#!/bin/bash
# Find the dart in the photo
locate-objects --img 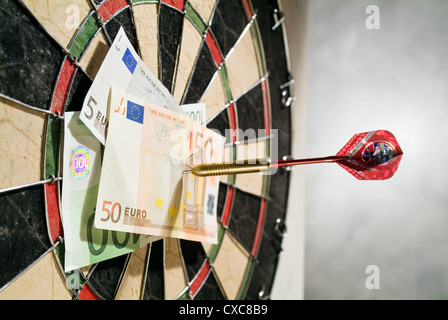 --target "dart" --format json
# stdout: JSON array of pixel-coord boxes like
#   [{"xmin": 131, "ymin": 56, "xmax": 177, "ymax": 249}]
[{"xmin": 189, "ymin": 130, "xmax": 403, "ymax": 180}]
